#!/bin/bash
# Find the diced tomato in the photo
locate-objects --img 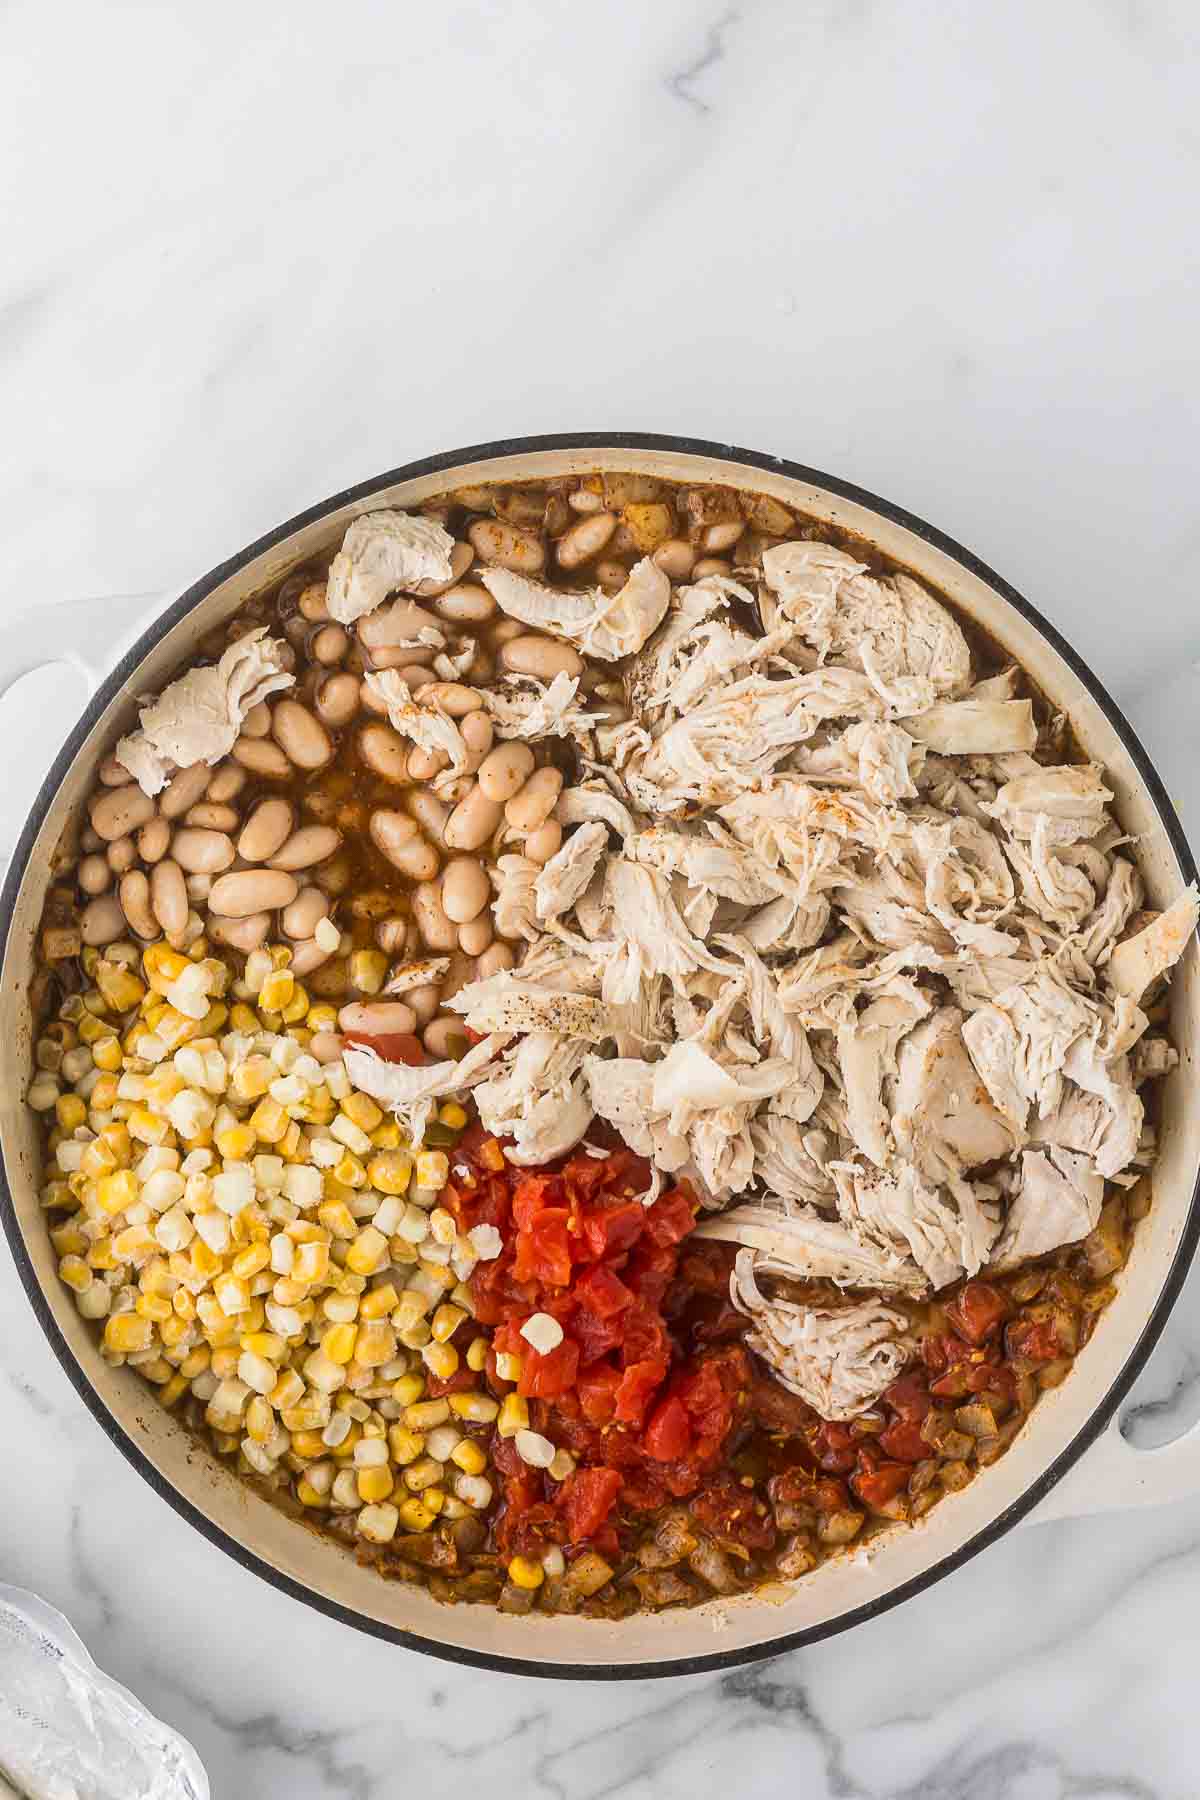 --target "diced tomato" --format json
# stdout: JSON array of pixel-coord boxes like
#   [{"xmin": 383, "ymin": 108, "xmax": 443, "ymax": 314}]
[
  {"xmin": 673, "ymin": 1241, "xmax": 736, "ymax": 1297},
  {"xmin": 851, "ymin": 1460, "xmax": 910, "ymax": 1510},
  {"xmin": 877, "ymin": 1417, "xmax": 930, "ymax": 1463},
  {"xmin": 621, "ymin": 1301, "xmax": 671, "ymax": 1368},
  {"xmin": 690, "ymin": 1474, "xmax": 776, "ymax": 1550},
  {"xmin": 571, "ymin": 1305, "xmax": 625, "ymax": 1364},
  {"xmin": 513, "ymin": 1208, "xmax": 572, "ymax": 1287},
  {"xmin": 342, "ymin": 1030, "xmax": 427, "ymax": 1065},
  {"xmin": 511, "ymin": 1174, "xmax": 560, "ymax": 1230},
  {"xmin": 576, "ymin": 1361, "xmax": 622, "ymax": 1425},
  {"xmin": 748, "ymin": 1371, "xmax": 816, "ymax": 1436},
  {"xmin": 813, "ymin": 1420, "xmax": 857, "ymax": 1474},
  {"xmin": 1006, "ymin": 1318, "xmax": 1061, "ymax": 1363},
  {"xmin": 614, "ymin": 1357, "xmax": 668, "ymax": 1425},
  {"xmin": 643, "ymin": 1187, "xmax": 697, "ymax": 1247},
  {"xmin": 946, "ymin": 1281, "xmax": 1009, "ymax": 1346},
  {"xmin": 883, "ymin": 1371, "xmax": 932, "ymax": 1421},
  {"xmin": 574, "ymin": 1264, "xmax": 634, "ymax": 1319},
  {"xmin": 617, "ymin": 1465, "xmax": 671, "ymax": 1513},
  {"xmin": 964, "ymin": 1361, "xmax": 1016, "ymax": 1400},
  {"xmin": 643, "ymin": 1395, "xmax": 693, "ymax": 1462},
  {"xmin": 929, "ymin": 1367, "xmax": 972, "ymax": 1399},
  {"xmin": 559, "ymin": 1467, "xmax": 623, "ymax": 1543},
  {"xmin": 519, "ymin": 1337, "xmax": 580, "ymax": 1399},
  {"xmin": 581, "ymin": 1201, "xmax": 644, "ymax": 1261},
  {"xmin": 423, "ymin": 1365, "xmax": 476, "ymax": 1398}
]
